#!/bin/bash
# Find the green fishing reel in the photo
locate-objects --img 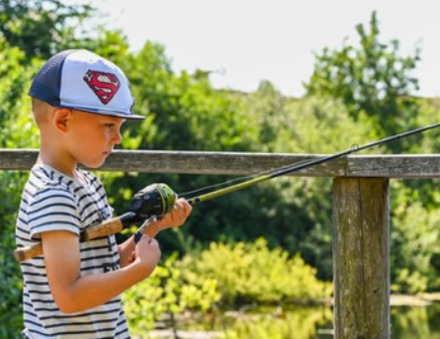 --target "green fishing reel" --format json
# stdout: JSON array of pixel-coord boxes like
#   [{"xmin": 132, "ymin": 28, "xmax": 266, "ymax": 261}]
[{"xmin": 129, "ymin": 183, "xmax": 176, "ymax": 220}]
